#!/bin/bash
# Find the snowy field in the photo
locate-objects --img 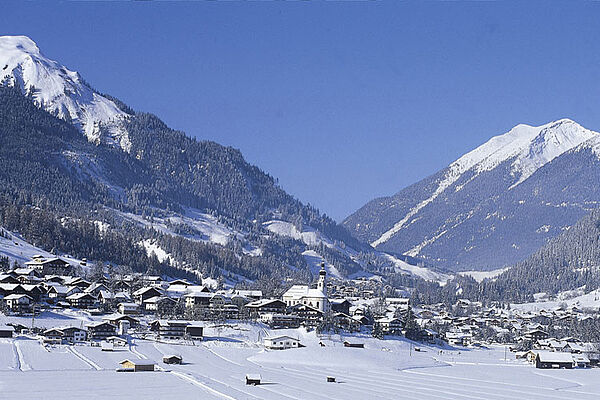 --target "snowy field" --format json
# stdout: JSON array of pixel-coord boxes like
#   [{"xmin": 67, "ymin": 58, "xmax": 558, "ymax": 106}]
[{"xmin": 0, "ymin": 317, "xmax": 599, "ymax": 399}]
